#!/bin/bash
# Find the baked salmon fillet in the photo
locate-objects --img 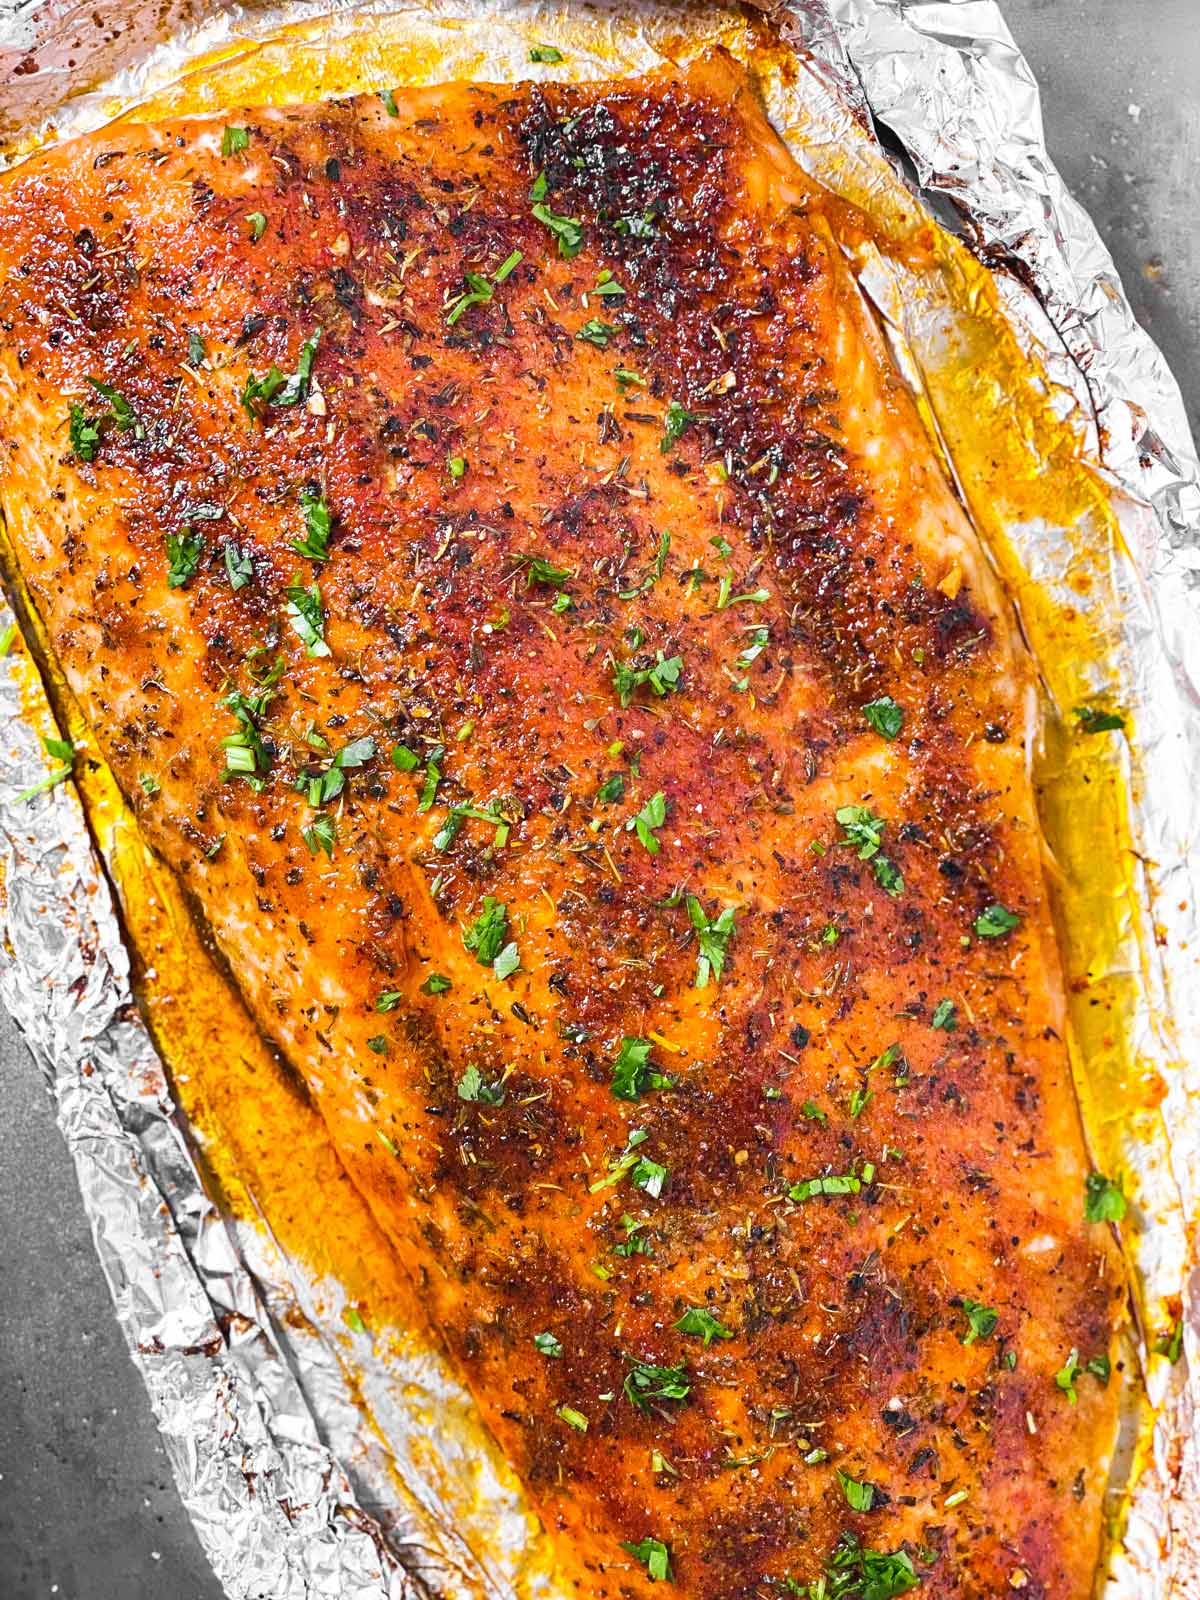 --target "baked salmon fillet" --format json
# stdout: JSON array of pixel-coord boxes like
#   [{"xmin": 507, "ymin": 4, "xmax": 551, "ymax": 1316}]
[{"xmin": 0, "ymin": 51, "xmax": 1124, "ymax": 1599}]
